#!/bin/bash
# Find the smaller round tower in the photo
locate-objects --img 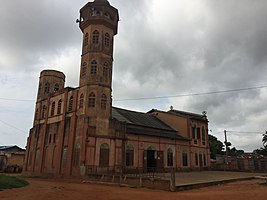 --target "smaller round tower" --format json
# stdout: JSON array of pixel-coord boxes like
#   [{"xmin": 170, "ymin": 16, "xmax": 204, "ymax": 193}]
[{"xmin": 37, "ymin": 70, "xmax": 65, "ymax": 101}]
